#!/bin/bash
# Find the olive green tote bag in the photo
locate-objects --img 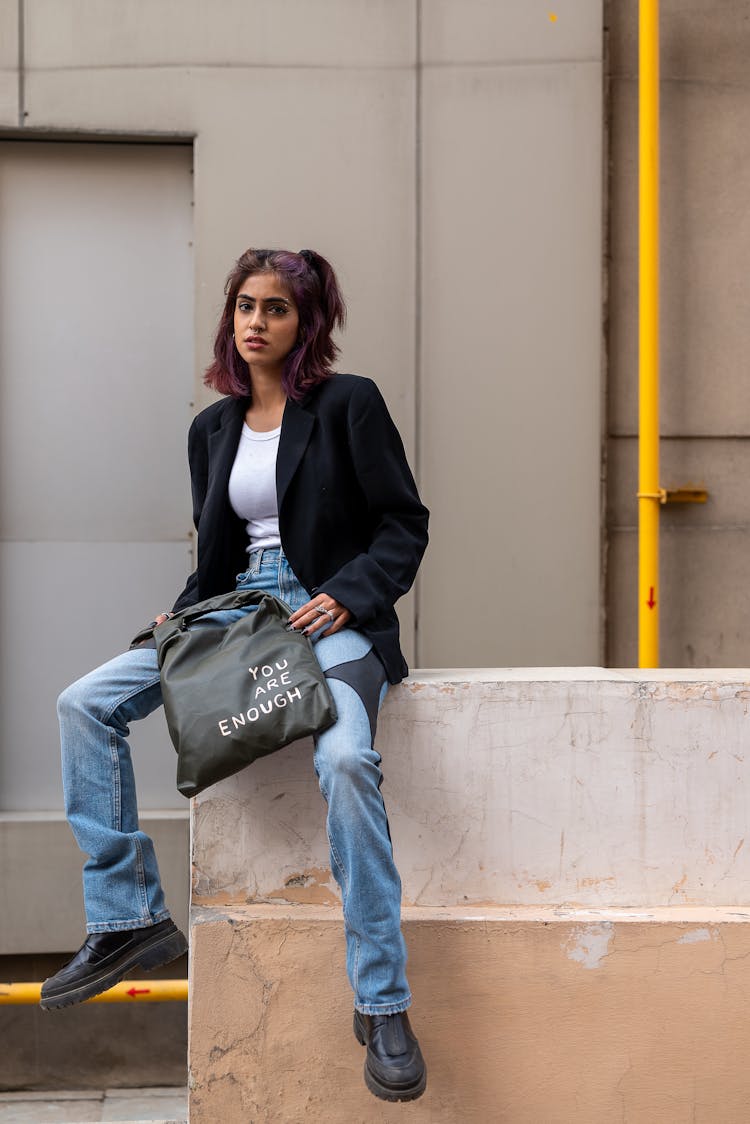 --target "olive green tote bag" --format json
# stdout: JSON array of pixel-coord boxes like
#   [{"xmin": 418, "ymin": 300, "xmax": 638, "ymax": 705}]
[{"xmin": 148, "ymin": 589, "xmax": 337, "ymax": 798}]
